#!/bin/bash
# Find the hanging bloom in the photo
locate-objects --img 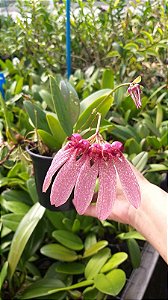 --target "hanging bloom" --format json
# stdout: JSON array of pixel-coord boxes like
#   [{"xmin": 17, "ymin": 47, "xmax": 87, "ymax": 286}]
[
  {"xmin": 128, "ymin": 83, "xmax": 142, "ymax": 108},
  {"xmin": 42, "ymin": 133, "xmax": 141, "ymax": 220}
]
